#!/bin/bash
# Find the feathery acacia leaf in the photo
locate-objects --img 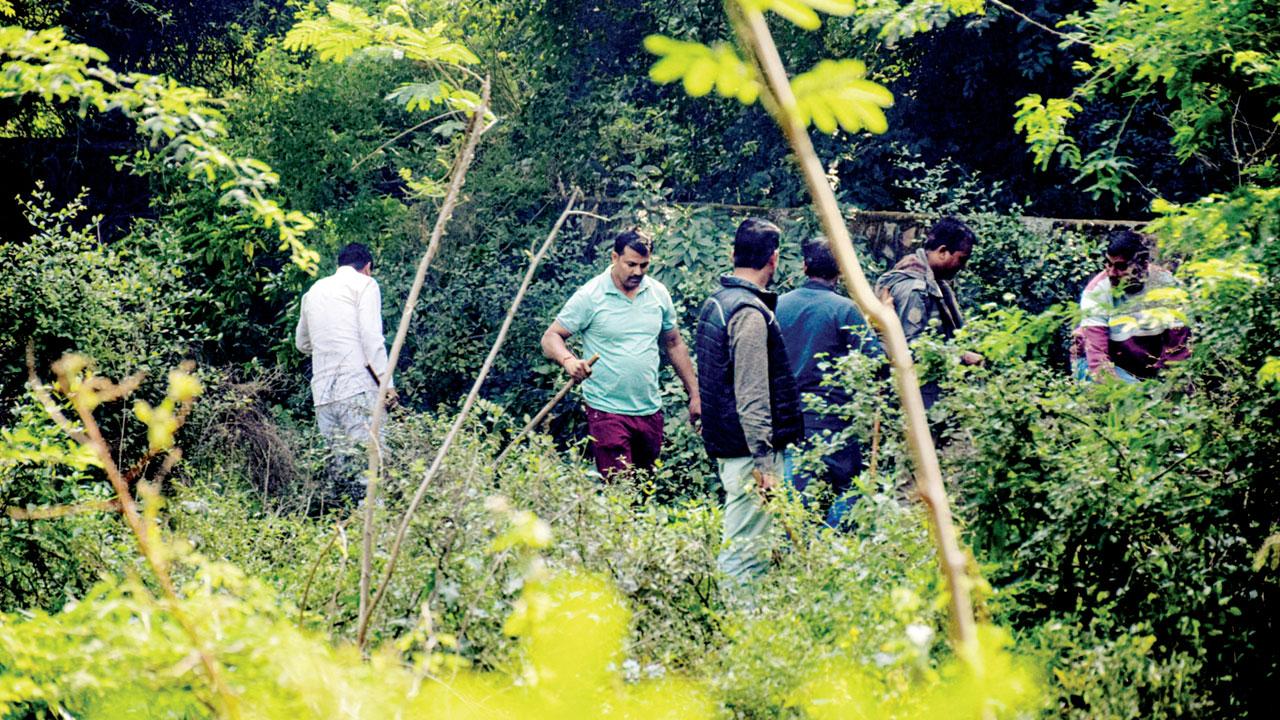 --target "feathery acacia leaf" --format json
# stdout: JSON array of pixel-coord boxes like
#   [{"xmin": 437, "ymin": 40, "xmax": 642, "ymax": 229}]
[
  {"xmin": 791, "ymin": 59, "xmax": 894, "ymax": 134},
  {"xmin": 741, "ymin": 0, "xmax": 855, "ymax": 30},
  {"xmin": 644, "ymin": 35, "xmax": 760, "ymax": 105},
  {"xmin": 385, "ymin": 81, "xmax": 483, "ymax": 114},
  {"xmin": 284, "ymin": 3, "xmax": 477, "ymax": 66}
]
